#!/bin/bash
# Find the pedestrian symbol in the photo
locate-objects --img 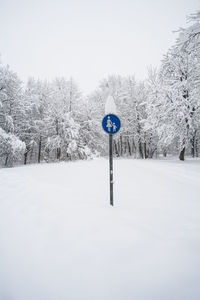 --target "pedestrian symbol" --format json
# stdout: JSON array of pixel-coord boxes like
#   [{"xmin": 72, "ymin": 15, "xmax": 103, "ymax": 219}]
[
  {"xmin": 102, "ymin": 114, "xmax": 121, "ymax": 134},
  {"xmin": 113, "ymin": 123, "xmax": 117, "ymax": 132},
  {"xmin": 106, "ymin": 116, "xmax": 112, "ymax": 132}
]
